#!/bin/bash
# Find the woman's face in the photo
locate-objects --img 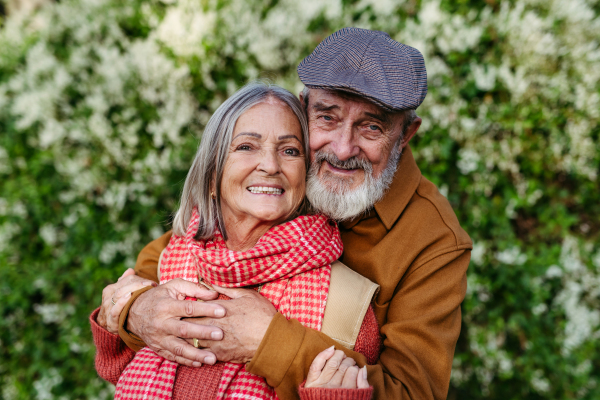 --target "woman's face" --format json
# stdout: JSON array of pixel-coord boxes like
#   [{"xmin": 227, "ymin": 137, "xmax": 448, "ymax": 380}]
[{"xmin": 219, "ymin": 99, "xmax": 306, "ymax": 229}]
